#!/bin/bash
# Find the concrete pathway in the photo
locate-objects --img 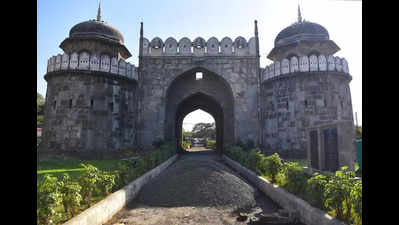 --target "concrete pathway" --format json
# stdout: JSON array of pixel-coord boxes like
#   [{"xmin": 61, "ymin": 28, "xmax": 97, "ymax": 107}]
[{"xmin": 104, "ymin": 150, "xmax": 285, "ymax": 225}]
